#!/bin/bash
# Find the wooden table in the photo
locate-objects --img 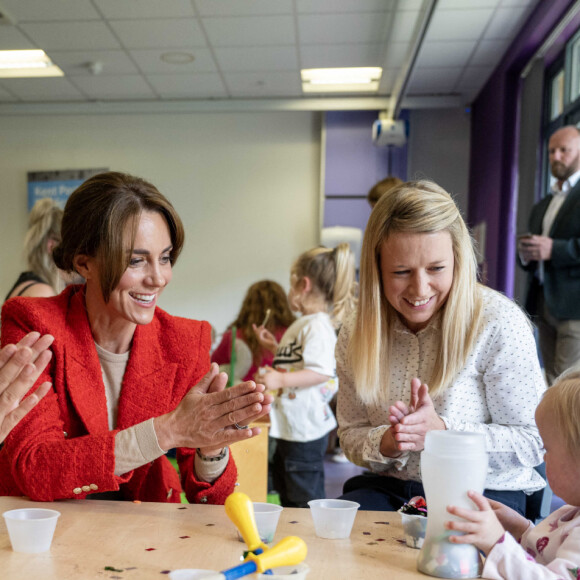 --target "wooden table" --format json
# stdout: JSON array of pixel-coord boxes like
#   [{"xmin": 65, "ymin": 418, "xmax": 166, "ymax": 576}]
[{"xmin": 0, "ymin": 496, "xmax": 438, "ymax": 579}]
